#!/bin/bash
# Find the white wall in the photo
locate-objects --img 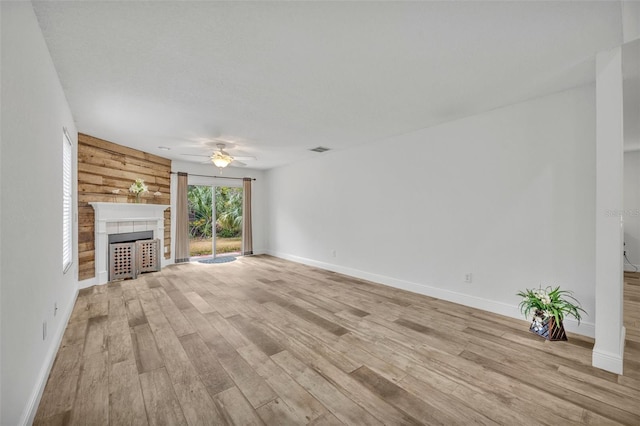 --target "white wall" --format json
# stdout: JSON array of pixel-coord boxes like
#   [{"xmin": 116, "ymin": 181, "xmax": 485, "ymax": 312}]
[
  {"xmin": 624, "ymin": 39, "xmax": 640, "ymax": 271},
  {"xmin": 623, "ymin": 1, "xmax": 640, "ymax": 43},
  {"xmin": 1, "ymin": 3, "xmax": 79, "ymax": 425},
  {"xmin": 170, "ymin": 161, "xmax": 267, "ymax": 258},
  {"xmin": 0, "ymin": 2, "xmax": 3, "ymax": 422},
  {"xmin": 623, "ymin": 38, "xmax": 640, "ymax": 152},
  {"xmin": 624, "ymin": 152, "xmax": 640, "ymax": 270},
  {"xmin": 266, "ymin": 85, "xmax": 596, "ymax": 337}
]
